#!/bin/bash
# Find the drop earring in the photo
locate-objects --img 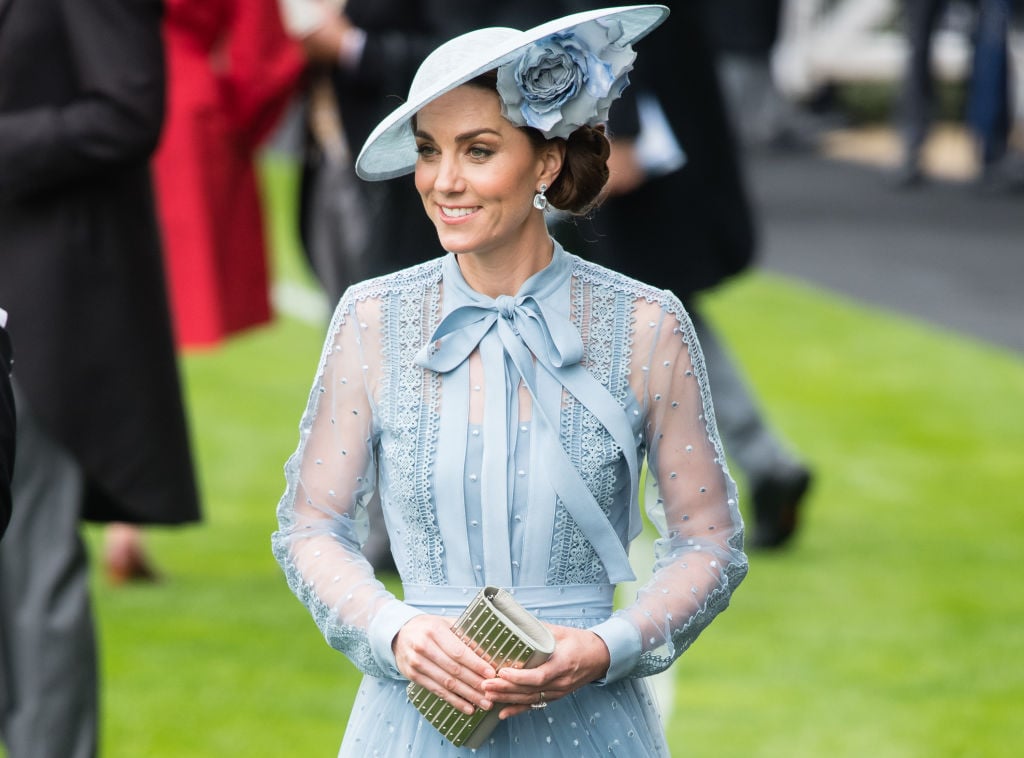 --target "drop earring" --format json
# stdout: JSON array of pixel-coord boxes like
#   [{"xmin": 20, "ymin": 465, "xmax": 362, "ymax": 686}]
[{"xmin": 533, "ymin": 183, "xmax": 549, "ymax": 211}]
